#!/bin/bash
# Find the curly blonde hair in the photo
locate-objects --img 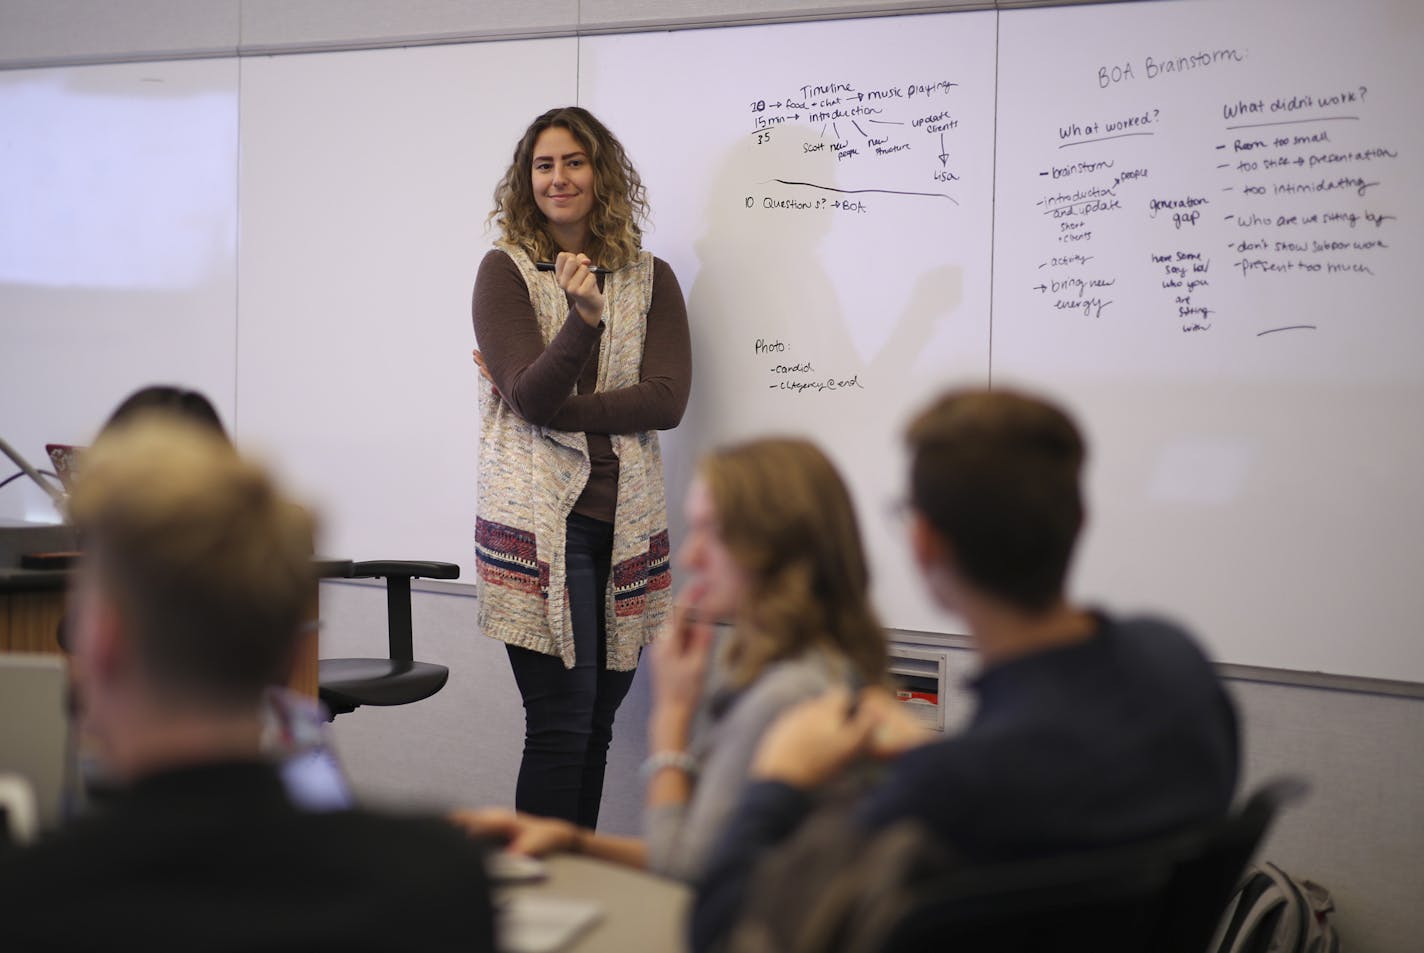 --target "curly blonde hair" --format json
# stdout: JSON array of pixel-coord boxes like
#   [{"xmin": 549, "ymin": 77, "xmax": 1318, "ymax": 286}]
[
  {"xmin": 489, "ymin": 106, "xmax": 649, "ymax": 270},
  {"xmin": 700, "ymin": 438, "xmax": 886, "ymax": 689}
]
